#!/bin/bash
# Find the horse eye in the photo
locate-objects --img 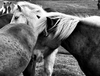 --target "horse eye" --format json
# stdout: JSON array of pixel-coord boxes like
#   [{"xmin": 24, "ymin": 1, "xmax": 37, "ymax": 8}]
[
  {"xmin": 14, "ymin": 16, "xmax": 19, "ymax": 20},
  {"xmin": 37, "ymin": 15, "xmax": 40, "ymax": 18}
]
